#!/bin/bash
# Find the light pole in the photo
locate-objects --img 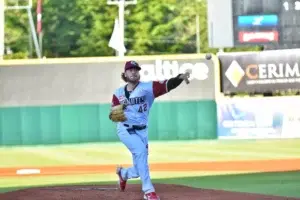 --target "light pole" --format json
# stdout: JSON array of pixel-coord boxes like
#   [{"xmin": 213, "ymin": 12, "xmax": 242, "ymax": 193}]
[
  {"xmin": 107, "ymin": 0, "xmax": 137, "ymax": 57},
  {"xmin": 0, "ymin": 0, "xmax": 41, "ymax": 60}
]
